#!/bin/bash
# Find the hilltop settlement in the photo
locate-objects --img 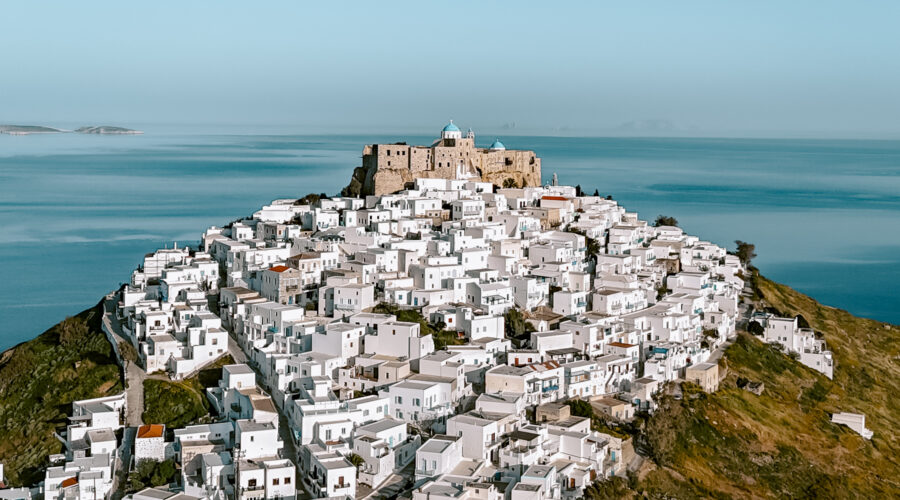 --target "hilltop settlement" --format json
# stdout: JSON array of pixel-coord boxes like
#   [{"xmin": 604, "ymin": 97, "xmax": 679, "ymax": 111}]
[{"xmin": 2, "ymin": 123, "xmax": 862, "ymax": 500}]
